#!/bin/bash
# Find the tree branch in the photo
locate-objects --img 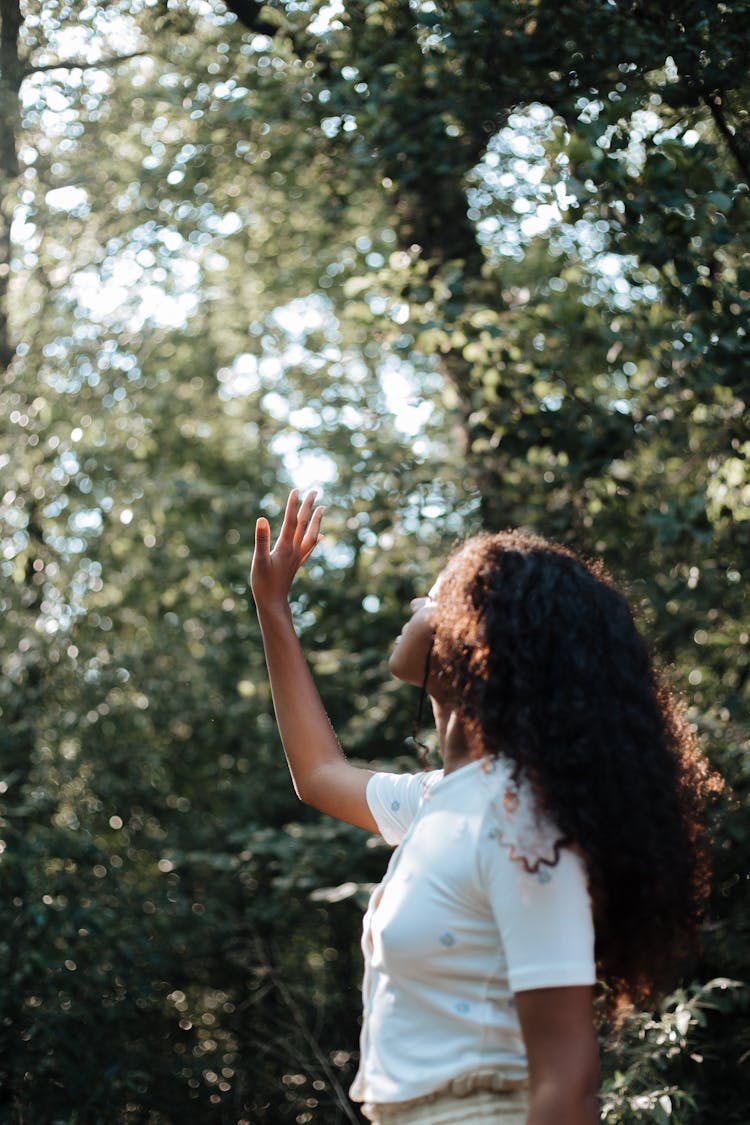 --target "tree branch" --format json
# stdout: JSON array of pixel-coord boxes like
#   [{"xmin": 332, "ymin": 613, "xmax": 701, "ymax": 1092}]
[
  {"xmin": 23, "ymin": 50, "xmax": 148, "ymax": 78},
  {"xmin": 701, "ymin": 86, "xmax": 750, "ymax": 184}
]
